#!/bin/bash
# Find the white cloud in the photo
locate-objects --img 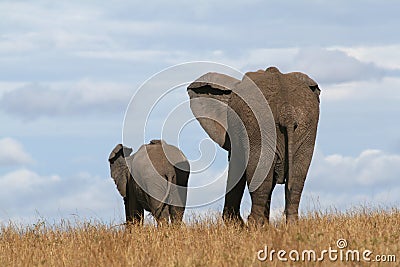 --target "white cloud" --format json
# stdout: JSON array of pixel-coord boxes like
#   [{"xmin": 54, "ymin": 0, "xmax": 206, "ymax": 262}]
[
  {"xmin": 1, "ymin": 1, "xmax": 398, "ymax": 90},
  {"xmin": 0, "ymin": 169, "xmax": 59, "ymax": 191},
  {"xmin": 304, "ymin": 149, "xmax": 400, "ymax": 207},
  {"xmin": 335, "ymin": 45, "xmax": 400, "ymax": 70},
  {"xmin": 256, "ymin": 149, "xmax": 400, "ymax": 216},
  {"xmin": 202, "ymin": 47, "xmax": 393, "ymax": 85},
  {"xmin": 1, "ymin": 148, "xmax": 399, "ymax": 224},
  {"xmin": 0, "ymin": 169, "xmax": 122, "ymax": 223},
  {"xmin": 292, "ymin": 48, "xmax": 387, "ymax": 84},
  {"xmin": 320, "ymin": 149, "xmax": 400, "ymax": 186},
  {"xmin": 321, "ymin": 76, "xmax": 400, "ymax": 102},
  {"xmin": 0, "ymin": 80, "xmax": 134, "ymax": 119},
  {"xmin": 0, "ymin": 82, "xmax": 26, "ymax": 97},
  {"xmin": 55, "ymin": 172, "xmax": 120, "ymax": 212},
  {"xmin": 75, "ymin": 50, "xmax": 180, "ymax": 62},
  {"xmin": 188, "ymin": 148, "xmax": 400, "ymax": 219},
  {"xmin": 0, "ymin": 138, "xmax": 33, "ymax": 166}
]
